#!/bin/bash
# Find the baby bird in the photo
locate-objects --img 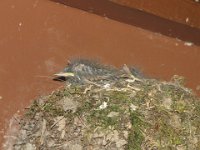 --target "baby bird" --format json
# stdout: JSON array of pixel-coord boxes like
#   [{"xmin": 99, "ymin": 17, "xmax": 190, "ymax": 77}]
[
  {"xmin": 54, "ymin": 59, "xmax": 119, "ymax": 84},
  {"xmin": 54, "ymin": 58, "xmax": 144, "ymax": 84}
]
